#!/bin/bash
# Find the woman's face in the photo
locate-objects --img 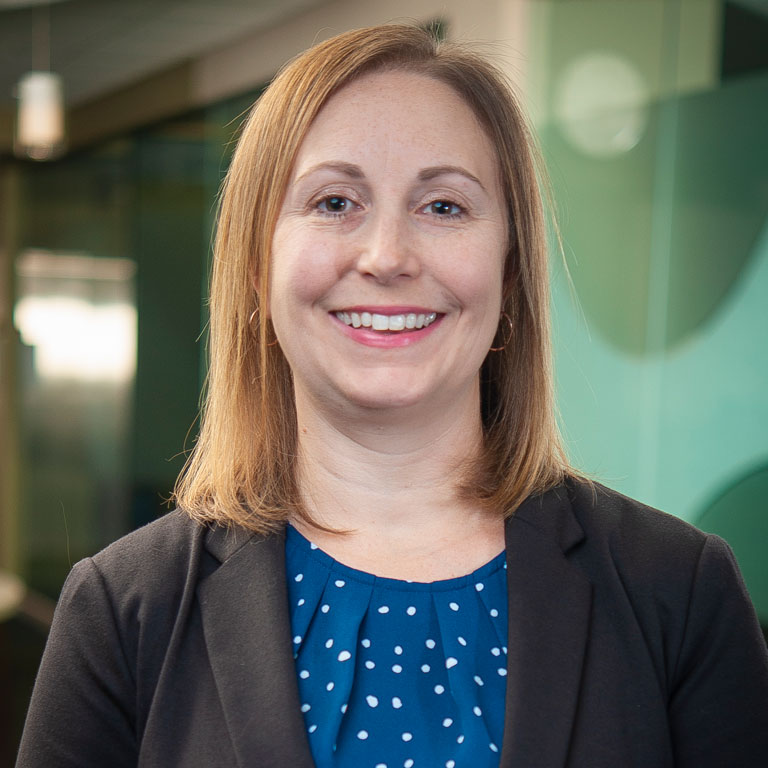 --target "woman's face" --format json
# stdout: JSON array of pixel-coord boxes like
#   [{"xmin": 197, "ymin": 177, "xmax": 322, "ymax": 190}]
[{"xmin": 269, "ymin": 69, "xmax": 508, "ymax": 416}]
